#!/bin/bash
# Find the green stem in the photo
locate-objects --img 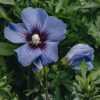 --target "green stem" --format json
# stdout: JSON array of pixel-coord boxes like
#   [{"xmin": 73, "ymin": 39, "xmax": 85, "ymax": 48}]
[
  {"xmin": 44, "ymin": 70, "xmax": 49, "ymax": 100},
  {"xmin": 27, "ymin": 69, "xmax": 30, "ymax": 100}
]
